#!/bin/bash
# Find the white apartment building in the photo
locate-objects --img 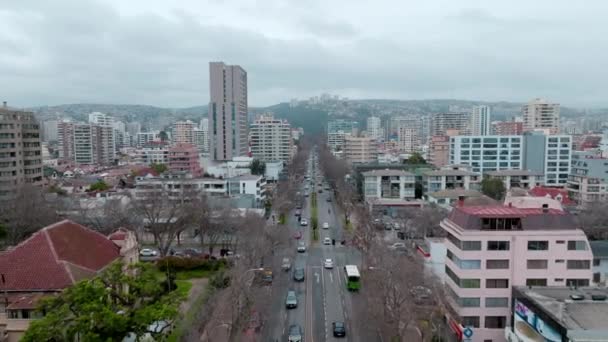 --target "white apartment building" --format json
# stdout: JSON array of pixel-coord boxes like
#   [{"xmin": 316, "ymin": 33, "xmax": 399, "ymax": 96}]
[
  {"xmin": 470, "ymin": 105, "xmax": 491, "ymax": 136},
  {"xmin": 485, "ymin": 170, "xmax": 544, "ymax": 190},
  {"xmin": 249, "ymin": 115, "xmax": 293, "ymax": 162},
  {"xmin": 522, "ymin": 98, "xmax": 560, "ymax": 134},
  {"xmin": 397, "ymin": 126, "xmax": 420, "ymax": 153},
  {"xmin": 344, "ymin": 136, "xmax": 377, "ymax": 164},
  {"xmin": 193, "ymin": 128, "xmax": 208, "ymax": 153},
  {"xmin": 43, "ymin": 120, "xmax": 58, "ymax": 142},
  {"xmin": 88, "ymin": 112, "xmax": 115, "ymax": 165},
  {"xmin": 366, "ymin": 116, "xmax": 383, "ymax": 141},
  {"xmin": 567, "ymin": 151, "xmax": 608, "ymax": 205},
  {"xmin": 431, "ymin": 112, "xmax": 469, "ymax": 136},
  {"xmin": 137, "ymin": 131, "xmax": 162, "ymax": 148},
  {"xmin": 73, "ymin": 123, "xmax": 94, "ymax": 164},
  {"xmin": 423, "ymin": 165, "xmax": 480, "ymax": 193},
  {"xmin": 228, "ymin": 174, "xmax": 267, "ymax": 204},
  {"xmin": 172, "ymin": 120, "xmax": 195, "ymax": 145},
  {"xmin": 134, "ymin": 147, "xmax": 169, "ymax": 165},
  {"xmin": 362, "ymin": 169, "xmax": 416, "ymax": 201},
  {"xmin": 327, "ymin": 131, "xmax": 350, "ymax": 151}
]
